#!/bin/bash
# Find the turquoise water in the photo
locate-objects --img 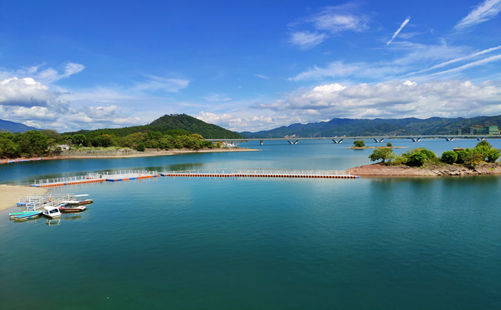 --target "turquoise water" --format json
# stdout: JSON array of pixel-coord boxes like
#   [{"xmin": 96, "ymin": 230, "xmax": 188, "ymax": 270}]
[{"xmin": 1, "ymin": 140, "xmax": 501, "ymax": 309}]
